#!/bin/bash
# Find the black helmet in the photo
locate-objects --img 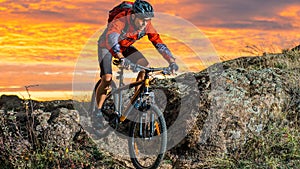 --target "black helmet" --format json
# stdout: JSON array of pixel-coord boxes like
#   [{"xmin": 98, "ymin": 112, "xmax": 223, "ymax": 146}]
[{"xmin": 133, "ymin": 0, "xmax": 154, "ymax": 18}]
